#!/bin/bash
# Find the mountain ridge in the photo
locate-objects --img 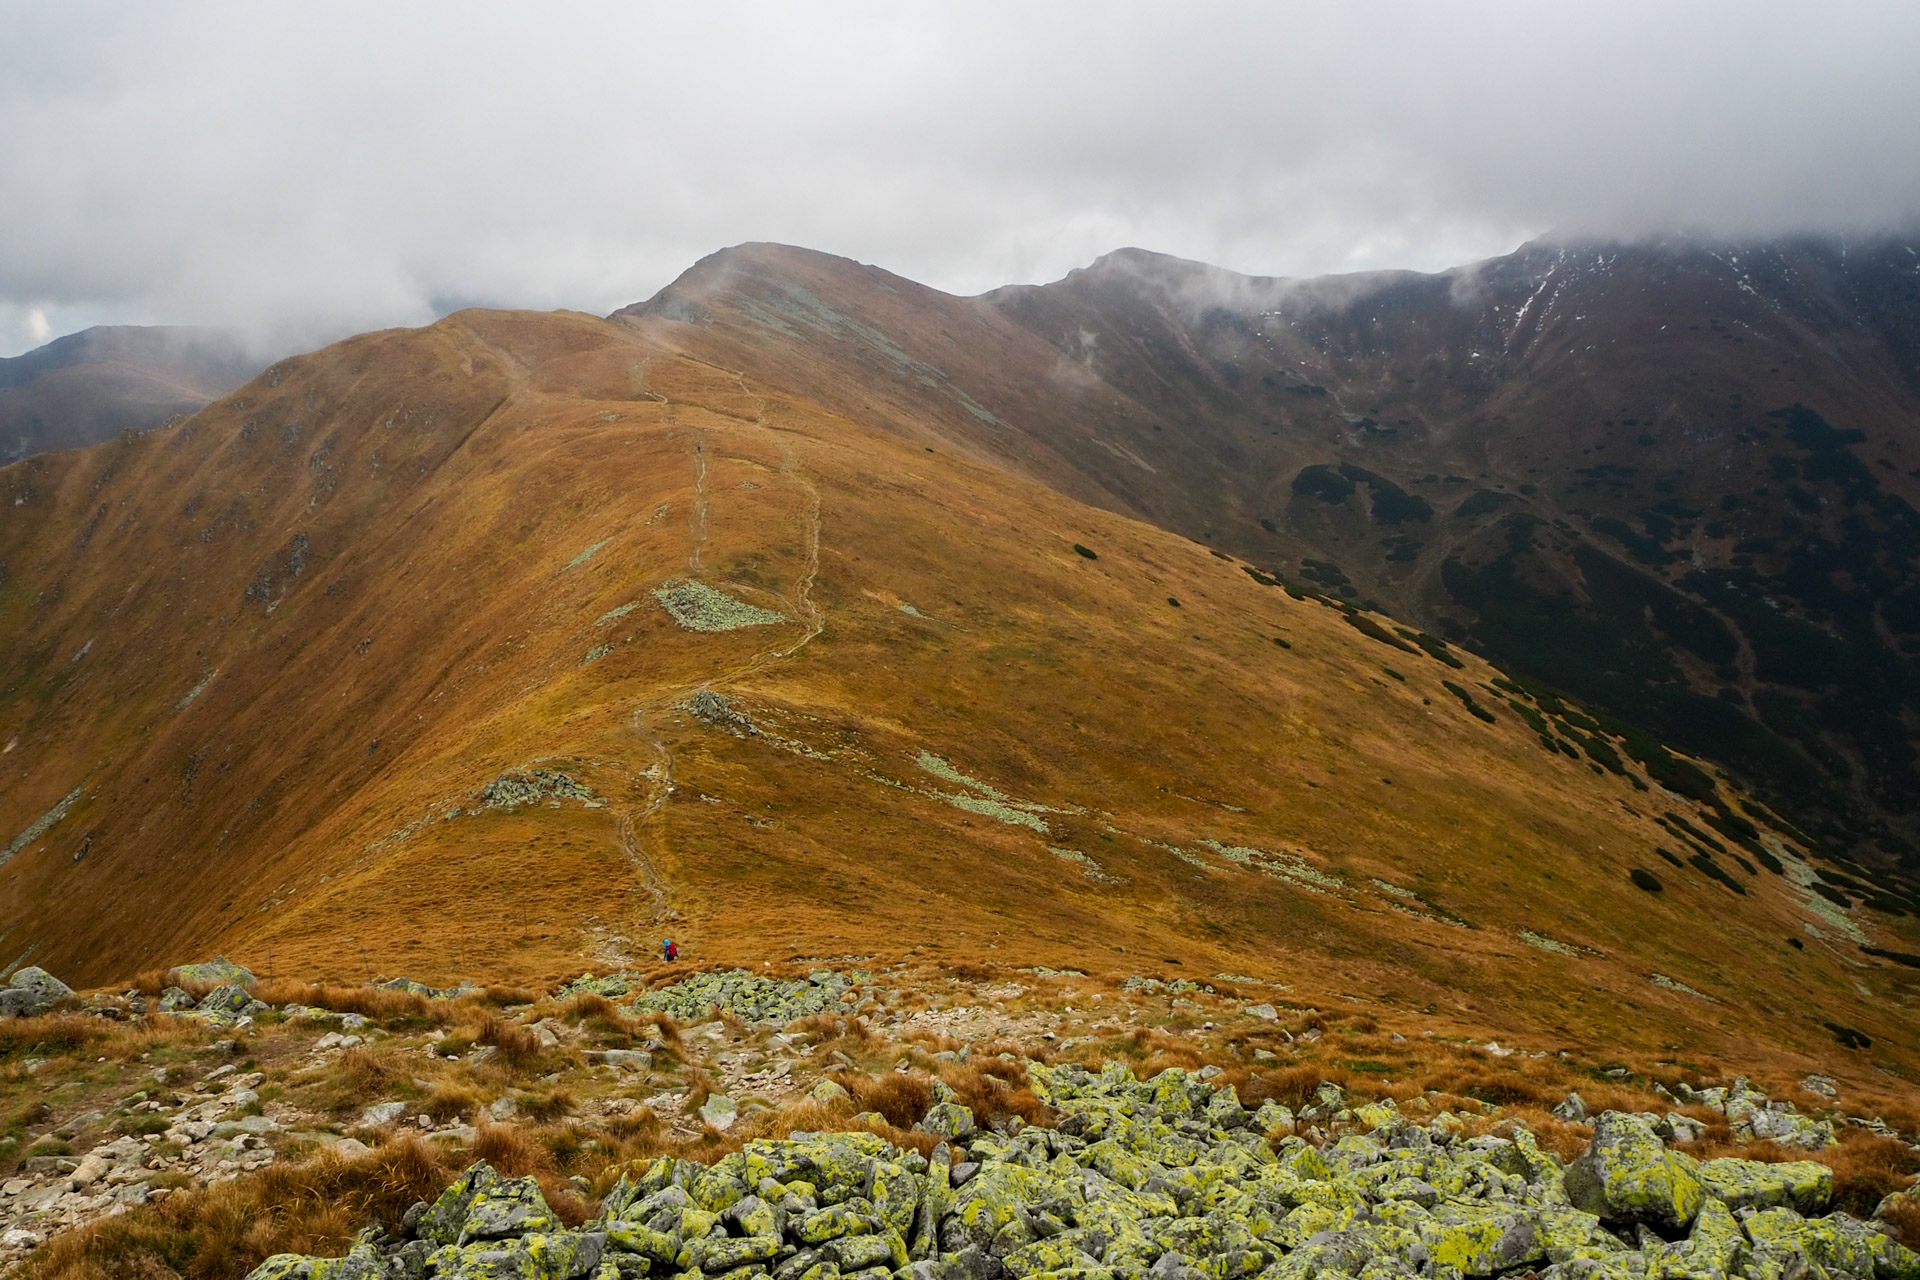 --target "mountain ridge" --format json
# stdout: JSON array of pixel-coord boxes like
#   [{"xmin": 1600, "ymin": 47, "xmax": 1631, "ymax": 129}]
[
  {"xmin": 619, "ymin": 235, "xmax": 1920, "ymax": 867},
  {"xmin": 0, "ymin": 296, "xmax": 1915, "ymax": 1088},
  {"xmin": 0, "ymin": 324, "xmax": 265, "ymax": 463}
]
